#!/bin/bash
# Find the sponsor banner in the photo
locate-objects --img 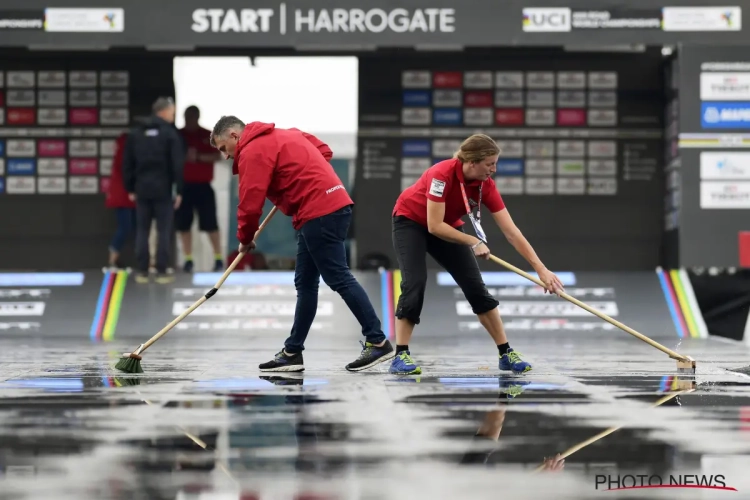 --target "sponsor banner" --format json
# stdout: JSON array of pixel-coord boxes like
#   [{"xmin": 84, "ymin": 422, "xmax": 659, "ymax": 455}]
[
  {"xmin": 458, "ymin": 285, "xmax": 614, "ymax": 299},
  {"xmin": 99, "ymin": 158, "xmax": 113, "ymax": 176},
  {"xmin": 6, "ymin": 71, "xmax": 34, "ymax": 88},
  {"xmin": 6, "ymin": 90, "xmax": 34, "ymax": 106},
  {"xmin": 464, "ymin": 71, "xmax": 493, "ymax": 89},
  {"xmin": 401, "ymin": 108, "xmax": 431, "ymax": 125},
  {"xmin": 495, "ymin": 72, "xmax": 524, "ymax": 89},
  {"xmin": 402, "ymin": 90, "xmax": 430, "ymax": 106},
  {"xmin": 496, "ymin": 140, "xmax": 523, "ymax": 157},
  {"xmin": 402, "ymin": 70, "xmax": 431, "ymax": 89},
  {"xmin": 557, "ymin": 159, "xmax": 585, "ymax": 176},
  {"xmin": 588, "ymin": 140, "xmax": 617, "ymax": 157},
  {"xmin": 457, "ymin": 300, "xmax": 618, "ymax": 316},
  {"xmin": 571, "ymin": 9, "xmax": 662, "ymax": 30},
  {"xmin": 557, "ymin": 108, "xmax": 586, "ymax": 126},
  {"xmin": 525, "ymin": 177, "xmax": 554, "ymax": 195},
  {"xmin": 0, "ymin": 289, "xmax": 50, "ymax": 299},
  {"xmin": 6, "ymin": 108, "xmax": 35, "ymax": 125},
  {"xmin": 7, "ymin": 139, "xmax": 35, "ymax": 157},
  {"xmin": 433, "ymin": 108, "xmax": 462, "ymax": 125},
  {"xmin": 496, "ymin": 176, "xmax": 523, "ymax": 195},
  {"xmin": 433, "ymin": 71, "xmax": 462, "ymax": 88},
  {"xmin": 37, "ymin": 176, "xmax": 67, "ymax": 194},
  {"xmin": 38, "ymin": 108, "xmax": 66, "ymax": 125},
  {"xmin": 0, "ymin": 322, "xmax": 40, "ymax": 332},
  {"xmin": 174, "ymin": 285, "xmax": 332, "ymax": 298},
  {"xmin": 100, "ymin": 90, "xmax": 129, "ymax": 106},
  {"xmin": 460, "ymin": 319, "xmax": 617, "ymax": 332},
  {"xmin": 0, "ymin": 273, "xmax": 83, "ymax": 286},
  {"xmin": 495, "ymin": 108, "xmax": 524, "ymax": 125},
  {"xmin": 587, "ymin": 159, "xmax": 617, "ymax": 176},
  {"xmin": 588, "ymin": 109, "xmax": 618, "ymax": 126},
  {"xmin": 69, "ymin": 108, "xmax": 98, "ymax": 125},
  {"xmin": 100, "ymin": 71, "xmax": 129, "ymax": 88},
  {"xmin": 37, "ymin": 139, "xmax": 66, "ymax": 157},
  {"xmin": 44, "ymin": 8, "xmax": 124, "ymax": 33},
  {"xmin": 69, "ymin": 159, "xmax": 98, "ymax": 175},
  {"xmin": 523, "ymin": 7, "xmax": 572, "ymax": 32},
  {"xmin": 68, "ymin": 71, "xmax": 97, "ymax": 88},
  {"xmin": 6, "ymin": 158, "xmax": 35, "ymax": 175},
  {"xmin": 700, "ymin": 180, "xmax": 750, "ymax": 208},
  {"xmin": 526, "ymin": 72, "xmax": 555, "ymax": 89},
  {"xmin": 6, "ymin": 176, "xmax": 35, "ymax": 194},
  {"xmin": 556, "ymin": 177, "xmax": 585, "ymax": 194},
  {"xmin": 38, "ymin": 90, "xmax": 66, "ymax": 106},
  {"xmin": 495, "ymin": 90, "xmax": 524, "ymax": 107},
  {"xmin": 701, "ymin": 102, "xmax": 750, "ymax": 128},
  {"xmin": 433, "ymin": 89, "xmax": 462, "ymax": 107},
  {"xmin": 526, "ymin": 90, "xmax": 554, "ymax": 107},
  {"xmin": 662, "ymin": 6, "xmax": 741, "ymax": 32},
  {"xmin": 172, "ymin": 300, "xmax": 334, "ymax": 317},
  {"xmin": 175, "ymin": 319, "xmax": 328, "ymax": 332},
  {"xmin": 69, "ymin": 90, "xmax": 97, "ymax": 106},
  {"xmin": 700, "ymin": 152, "xmax": 750, "ymax": 179},
  {"xmin": 496, "ymin": 159, "xmax": 523, "ymax": 176},
  {"xmin": 557, "ymin": 90, "xmax": 586, "ymax": 108},
  {"xmin": 100, "ymin": 108, "xmax": 129, "ymax": 125},
  {"xmin": 557, "ymin": 72, "xmax": 586, "ymax": 89},
  {"xmin": 464, "ymin": 91, "xmax": 492, "ymax": 107},
  {"xmin": 525, "ymin": 140, "xmax": 555, "ymax": 157},
  {"xmin": 463, "ymin": 108, "xmax": 493, "ymax": 126},
  {"xmin": 588, "ymin": 72, "xmax": 618, "ymax": 89},
  {"xmin": 0, "ymin": 158, "xmax": 4, "ymax": 175},
  {"xmin": 68, "ymin": 140, "xmax": 97, "ymax": 157},
  {"xmin": 526, "ymin": 108, "xmax": 555, "ymax": 125},
  {"xmin": 37, "ymin": 71, "xmax": 66, "ymax": 88},
  {"xmin": 99, "ymin": 139, "xmax": 116, "ymax": 157},
  {"xmin": 68, "ymin": 176, "xmax": 98, "ymax": 194},
  {"xmin": 525, "ymin": 159, "xmax": 554, "ymax": 175},
  {"xmin": 588, "ymin": 177, "xmax": 618, "ymax": 195},
  {"xmin": 432, "ymin": 139, "xmax": 460, "ymax": 158},
  {"xmin": 556, "ymin": 140, "xmax": 585, "ymax": 157},
  {"xmin": 0, "ymin": 302, "xmax": 45, "ymax": 316},
  {"xmin": 99, "ymin": 177, "xmax": 110, "ymax": 194},
  {"xmin": 38, "ymin": 158, "xmax": 67, "ymax": 175},
  {"xmin": 0, "ymin": 10, "xmax": 44, "ymax": 30},
  {"xmin": 402, "ymin": 140, "xmax": 431, "ymax": 156},
  {"xmin": 588, "ymin": 91, "xmax": 618, "ymax": 107}
]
